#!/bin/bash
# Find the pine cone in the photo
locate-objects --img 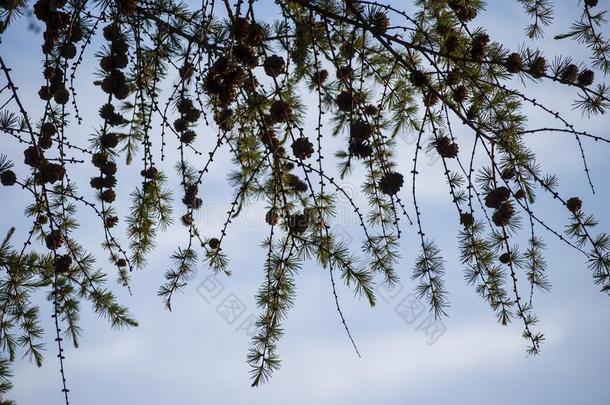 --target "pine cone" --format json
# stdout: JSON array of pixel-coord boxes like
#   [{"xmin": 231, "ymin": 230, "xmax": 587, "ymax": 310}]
[
  {"xmin": 60, "ymin": 42, "xmax": 76, "ymax": 59},
  {"xmin": 234, "ymin": 44, "xmax": 258, "ymax": 68},
  {"xmin": 410, "ymin": 70, "xmax": 429, "ymax": 87},
  {"xmin": 499, "ymin": 252, "xmax": 511, "ymax": 264},
  {"xmin": 288, "ymin": 213, "xmax": 309, "ymax": 234},
  {"xmin": 515, "ymin": 189, "xmax": 526, "ymax": 199},
  {"xmin": 470, "ymin": 33, "xmax": 489, "ymax": 60},
  {"xmin": 371, "ymin": 12, "xmax": 389, "ymax": 35},
  {"xmin": 100, "ymin": 132, "xmax": 119, "ymax": 148},
  {"xmin": 45, "ymin": 229, "xmax": 63, "ymax": 250},
  {"xmin": 208, "ymin": 238, "xmax": 221, "ymax": 250},
  {"xmin": 246, "ymin": 22, "xmax": 266, "ymax": 47},
  {"xmin": 38, "ymin": 86, "xmax": 52, "ymax": 100},
  {"xmin": 36, "ymin": 161, "xmax": 66, "ymax": 184},
  {"xmin": 182, "ymin": 184, "xmax": 199, "ymax": 207},
  {"xmin": 566, "ymin": 197, "xmax": 582, "ymax": 213},
  {"xmin": 270, "ymin": 100, "xmax": 292, "ymax": 123},
  {"xmin": 560, "ymin": 64, "xmax": 578, "ymax": 83},
  {"xmin": 460, "ymin": 212, "xmax": 475, "ymax": 227},
  {"xmin": 577, "ymin": 69, "xmax": 594, "ymax": 86},
  {"xmin": 103, "ymin": 24, "xmax": 121, "ymax": 42},
  {"xmin": 379, "ymin": 171, "xmax": 404, "ymax": 196},
  {"xmin": 116, "ymin": 0, "xmax": 136, "ymax": 15},
  {"xmin": 184, "ymin": 108, "xmax": 201, "ymax": 123},
  {"xmin": 40, "ymin": 122, "xmax": 56, "ymax": 137},
  {"xmin": 336, "ymin": 66, "xmax": 354, "ymax": 82},
  {"xmin": 0, "ymin": 170, "xmax": 16, "ymax": 186},
  {"xmin": 38, "ymin": 136, "xmax": 53, "ymax": 149},
  {"xmin": 91, "ymin": 152, "xmax": 108, "ymax": 168},
  {"xmin": 336, "ymin": 91, "xmax": 354, "ymax": 112},
  {"xmin": 102, "ymin": 175, "xmax": 117, "ymax": 189},
  {"xmin": 312, "ymin": 69, "xmax": 329, "ymax": 86},
  {"xmin": 105, "ymin": 216, "xmax": 119, "ymax": 228},
  {"xmin": 101, "ymin": 188, "xmax": 116, "ymax": 203},
  {"xmin": 101, "ymin": 161, "xmax": 117, "ymax": 176},
  {"xmin": 24, "ymin": 146, "xmax": 45, "ymax": 168},
  {"xmin": 53, "ymin": 87, "xmax": 69, "ymax": 105},
  {"xmin": 505, "ymin": 53, "xmax": 522, "ymax": 73},
  {"xmin": 452, "ymin": 85, "xmax": 468, "ymax": 103},
  {"xmin": 140, "ymin": 166, "xmax": 158, "ymax": 179},
  {"xmin": 446, "ymin": 69, "xmax": 461, "ymax": 85},
  {"xmin": 435, "ymin": 136, "xmax": 459, "ymax": 158},
  {"xmin": 181, "ymin": 214, "xmax": 193, "ymax": 226},
  {"xmin": 215, "ymin": 109, "xmax": 234, "ymax": 132},
  {"xmin": 529, "ymin": 56, "xmax": 547, "ymax": 78},
  {"xmin": 90, "ymin": 176, "xmax": 105, "ymax": 189},
  {"xmin": 444, "ymin": 32, "xmax": 460, "ymax": 53},
  {"xmin": 485, "ymin": 186, "xmax": 511, "ymax": 209},
  {"xmin": 350, "ymin": 119, "xmax": 373, "ymax": 140},
  {"xmin": 287, "ymin": 174, "xmax": 308, "ymax": 193},
  {"xmin": 180, "ymin": 130, "xmax": 197, "ymax": 144},
  {"xmin": 349, "ymin": 139, "xmax": 373, "ymax": 159},
  {"xmin": 99, "ymin": 103, "xmax": 115, "ymax": 120},
  {"xmin": 492, "ymin": 203, "xmax": 514, "ymax": 227},
  {"xmin": 265, "ymin": 208, "xmax": 279, "ymax": 225},
  {"xmin": 364, "ymin": 105, "xmax": 379, "ymax": 116},
  {"xmin": 232, "ymin": 17, "xmax": 250, "ymax": 43},
  {"xmin": 291, "ymin": 137, "xmax": 314, "ymax": 160},
  {"xmin": 174, "ymin": 118, "xmax": 188, "ymax": 132},
  {"xmin": 54, "ymin": 254, "xmax": 72, "ymax": 273},
  {"xmin": 263, "ymin": 55, "xmax": 285, "ymax": 77}
]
